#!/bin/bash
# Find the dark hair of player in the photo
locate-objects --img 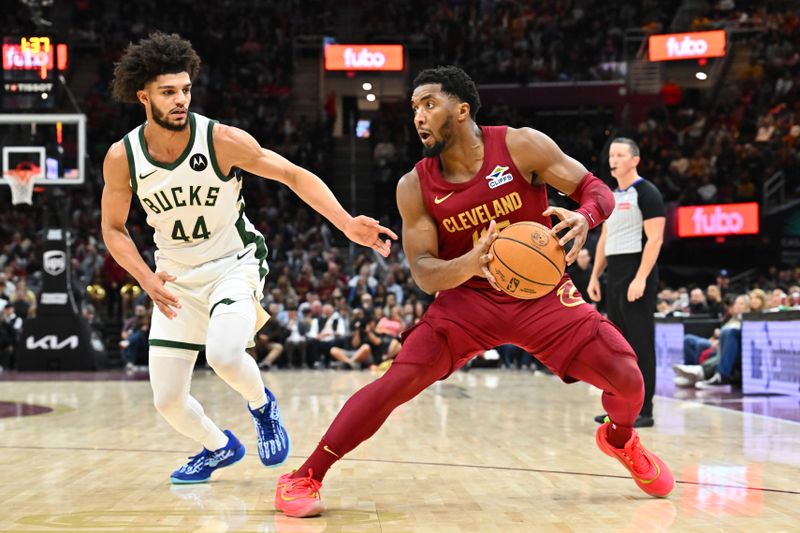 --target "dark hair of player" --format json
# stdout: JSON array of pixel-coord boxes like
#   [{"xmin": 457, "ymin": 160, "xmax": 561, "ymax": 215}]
[
  {"xmin": 413, "ymin": 65, "xmax": 482, "ymax": 120},
  {"xmin": 110, "ymin": 31, "xmax": 201, "ymax": 104}
]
